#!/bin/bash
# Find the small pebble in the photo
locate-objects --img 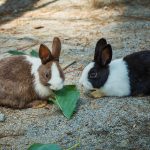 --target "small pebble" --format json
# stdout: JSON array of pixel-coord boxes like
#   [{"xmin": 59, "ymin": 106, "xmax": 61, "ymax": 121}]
[{"xmin": 0, "ymin": 113, "xmax": 5, "ymax": 122}]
